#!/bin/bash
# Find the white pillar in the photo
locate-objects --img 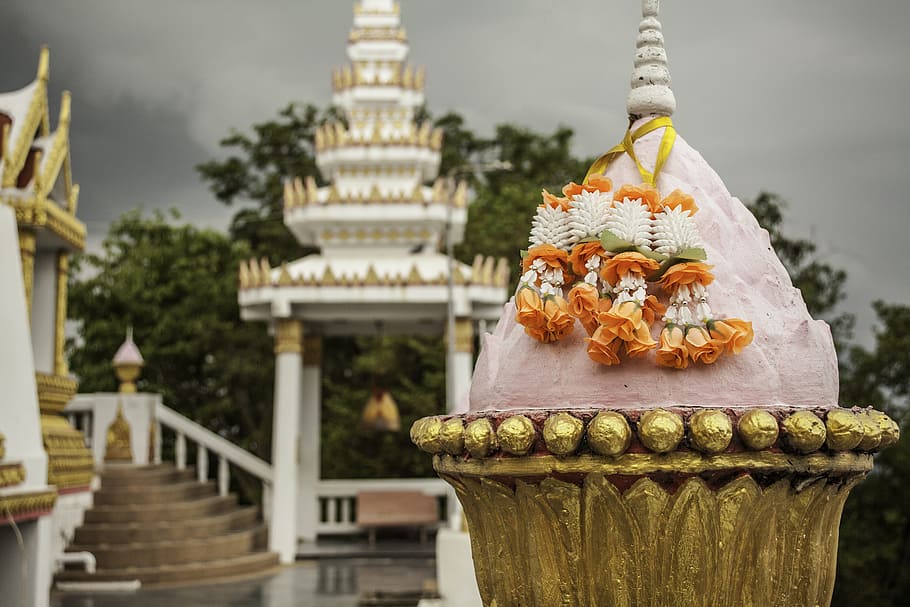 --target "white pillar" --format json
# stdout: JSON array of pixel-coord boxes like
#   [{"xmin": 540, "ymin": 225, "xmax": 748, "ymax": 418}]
[
  {"xmin": 270, "ymin": 319, "xmax": 303, "ymax": 564},
  {"xmin": 297, "ymin": 336, "xmax": 322, "ymax": 543},
  {"xmin": 447, "ymin": 318, "xmax": 474, "ymax": 413}
]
